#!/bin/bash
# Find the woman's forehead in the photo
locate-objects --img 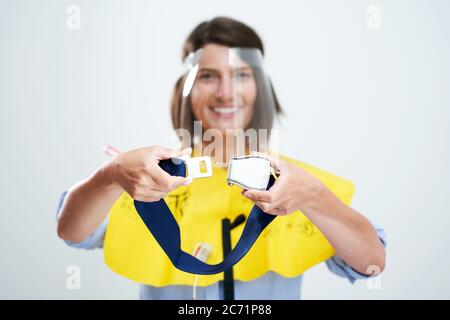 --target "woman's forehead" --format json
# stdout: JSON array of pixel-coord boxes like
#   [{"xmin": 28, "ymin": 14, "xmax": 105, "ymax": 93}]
[{"xmin": 198, "ymin": 44, "xmax": 249, "ymax": 69}]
